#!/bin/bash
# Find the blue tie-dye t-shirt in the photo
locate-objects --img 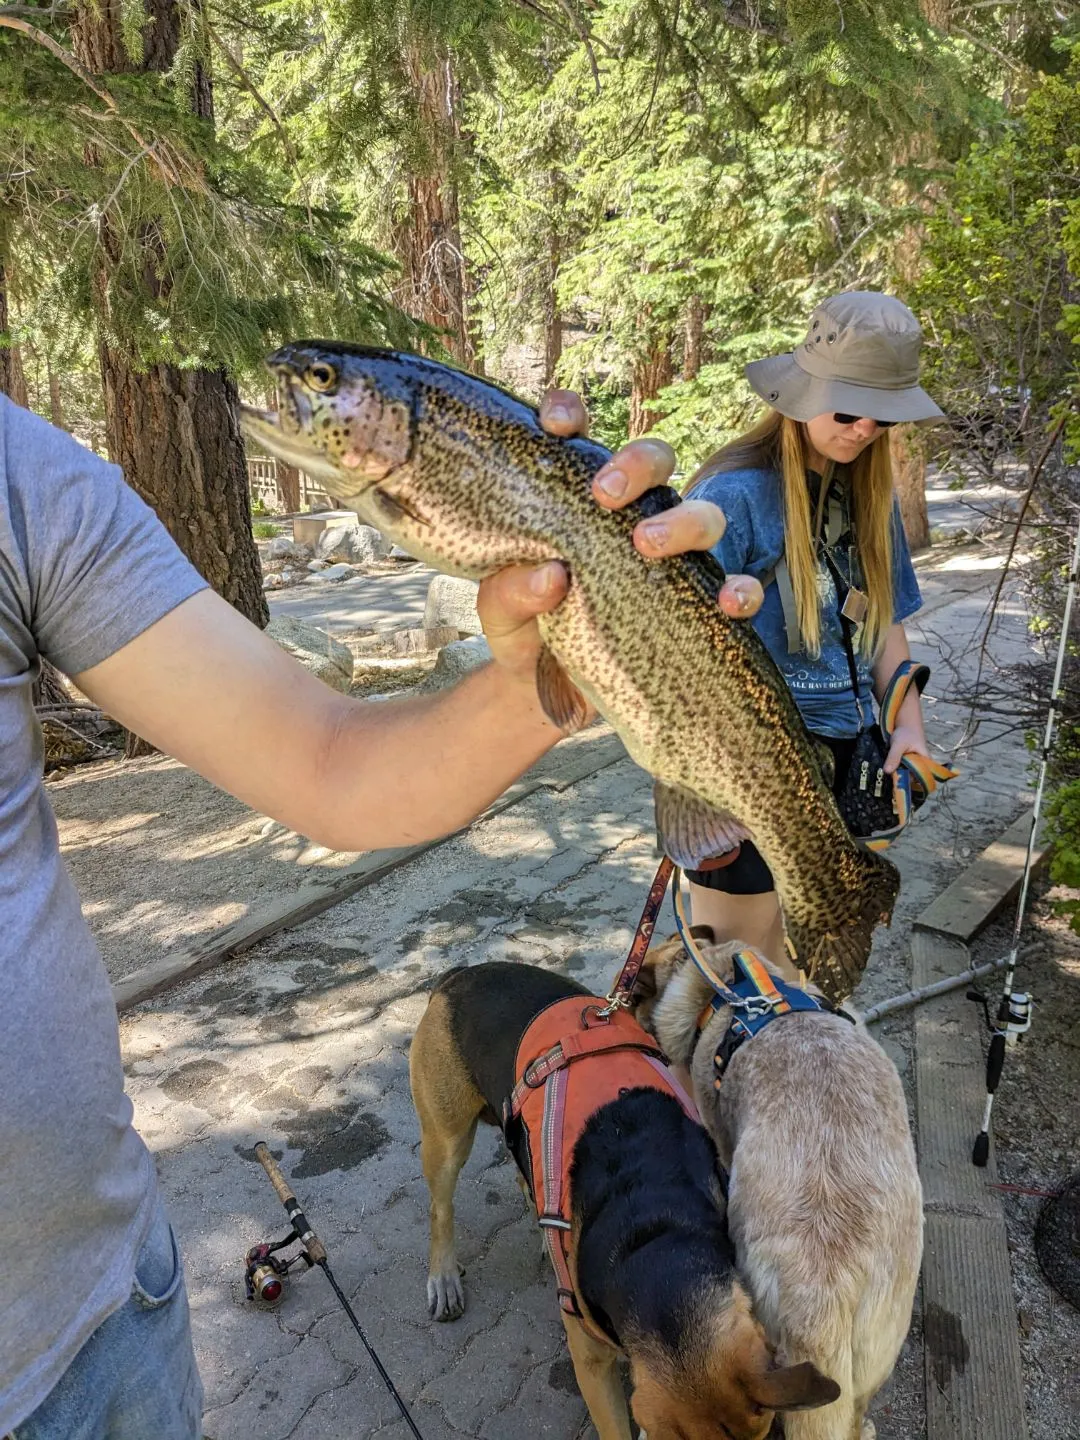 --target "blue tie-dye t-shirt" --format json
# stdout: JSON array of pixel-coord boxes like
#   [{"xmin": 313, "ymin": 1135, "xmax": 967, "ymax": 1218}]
[{"xmin": 692, "ymin": 465, "xmax": 922, "ymax": 739}]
